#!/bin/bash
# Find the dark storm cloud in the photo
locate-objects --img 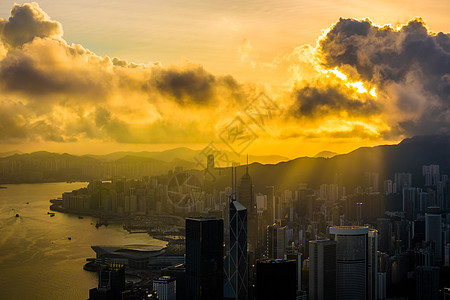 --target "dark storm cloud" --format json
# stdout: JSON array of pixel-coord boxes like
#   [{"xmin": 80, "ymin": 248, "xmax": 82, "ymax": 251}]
[
  {"xmin": 3, "ymin": 2, "xmax": 447, "ymax": 145},
  {"xmin": 0, "ymin": 3, "xmax": 246, "ymax": 110},
  {"xmin": 0, "ymin": 47, "xmax": 107, "ymax": 97},
  {"xmin": 0, "ymin": 3, "xmax": 62, "ymax": 48},
  {"xmin": 150, "ymin": 66, "xmax": 215, "ymax": 105},
  {"xmin": 291, "ymin": 84, "xmax": 379, "ymax": 118},
  {"xmin": 147, "ymin": 66, "xmax": 243, "ymax": 106},
  {"xmin": 0, "ymin": 3, "xmax": 249, "ymax": 144},
  {"xmin": 316, "ymin": 17, "xmax": 450, "ymax": 136}
]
